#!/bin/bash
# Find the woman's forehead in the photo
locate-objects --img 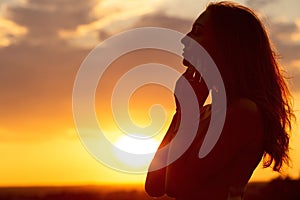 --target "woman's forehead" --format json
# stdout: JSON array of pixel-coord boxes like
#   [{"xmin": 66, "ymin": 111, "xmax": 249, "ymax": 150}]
[{"xmin": 194, "ymin": 10, "xmax": 211, "ymax": 26}]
